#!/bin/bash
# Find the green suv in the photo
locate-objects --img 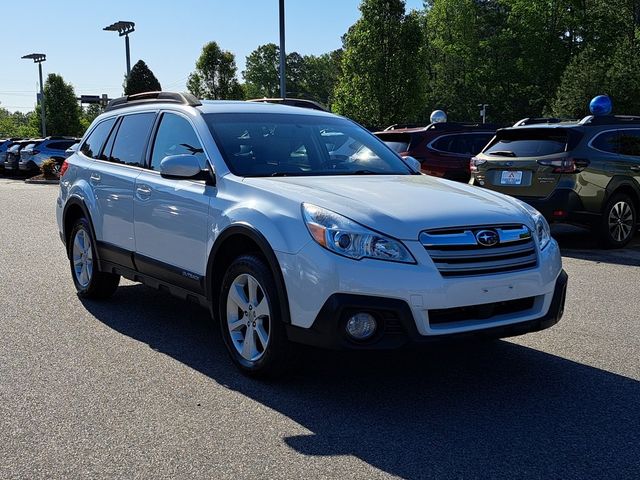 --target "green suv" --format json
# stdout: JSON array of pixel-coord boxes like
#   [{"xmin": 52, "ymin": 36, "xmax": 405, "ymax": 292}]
[{"xmin": 470, "ymin": 115, "xmax": 640, "ymax": 248}]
